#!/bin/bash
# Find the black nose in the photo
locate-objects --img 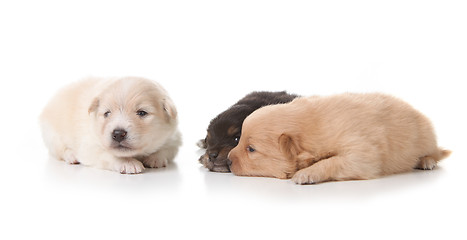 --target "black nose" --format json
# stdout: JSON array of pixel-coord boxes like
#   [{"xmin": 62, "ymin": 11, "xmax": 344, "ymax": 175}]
[
  {"xmin": 112, "ymin": 129, "xmax": 127, "ymax": 142},
  {"xmin": 209, "ymin": 152, "xmax": 219, "ymax": 160}
]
